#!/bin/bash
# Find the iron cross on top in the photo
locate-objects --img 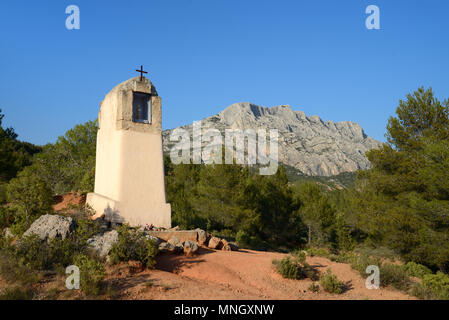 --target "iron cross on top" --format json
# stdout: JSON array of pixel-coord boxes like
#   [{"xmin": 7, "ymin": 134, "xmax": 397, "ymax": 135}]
[{"xmin": 136, "ymin": 65, "xmax": 148, "ymax": 81}]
